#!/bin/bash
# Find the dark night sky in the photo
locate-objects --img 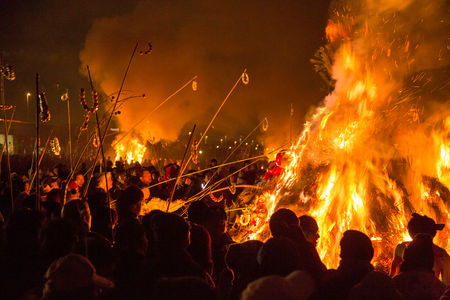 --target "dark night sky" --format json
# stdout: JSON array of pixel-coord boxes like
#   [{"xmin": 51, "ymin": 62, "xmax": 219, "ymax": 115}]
[{"xmin": 0, "ymin": 0, "xmax": 331, "ymax": 149}]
